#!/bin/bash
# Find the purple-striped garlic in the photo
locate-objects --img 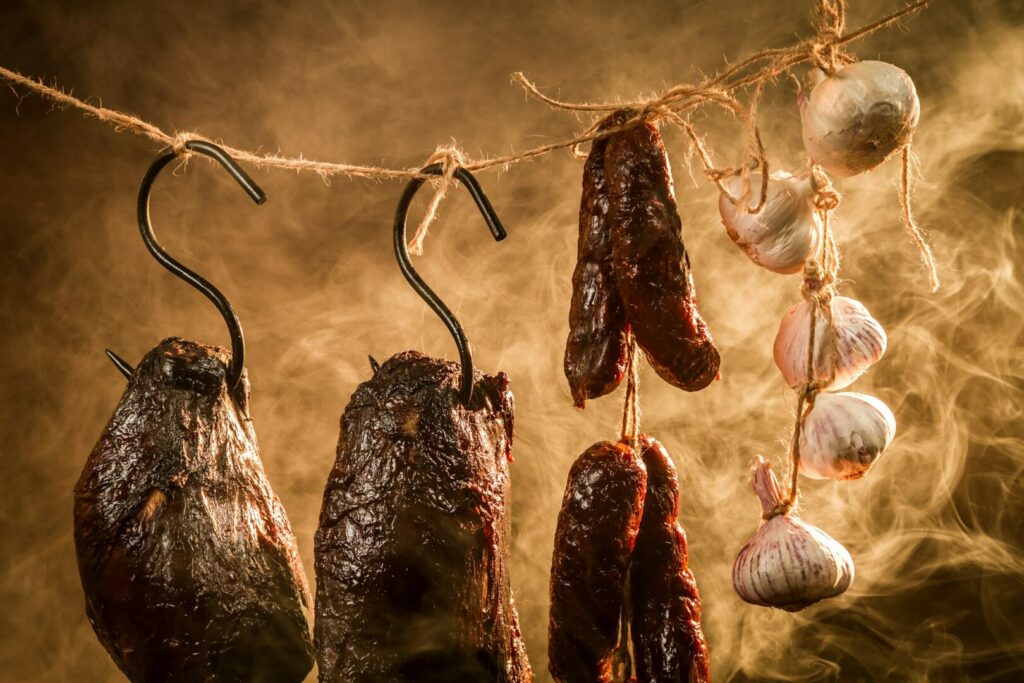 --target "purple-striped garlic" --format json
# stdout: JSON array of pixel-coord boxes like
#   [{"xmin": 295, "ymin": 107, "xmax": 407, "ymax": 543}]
[
  {"xmin": 774, "ymin": 296, "xmax": 886, "ymax": 392},
  {"xmin": 719, "ymin": 171, "xmax": 822, "ymax": 275},
  {"xmin": 798, "ymin": 392, "xmax": 896, "ymax": 480},
  {"xmin": 732, "ymin": 456, "xmax": 854, "ymax": 611}
]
